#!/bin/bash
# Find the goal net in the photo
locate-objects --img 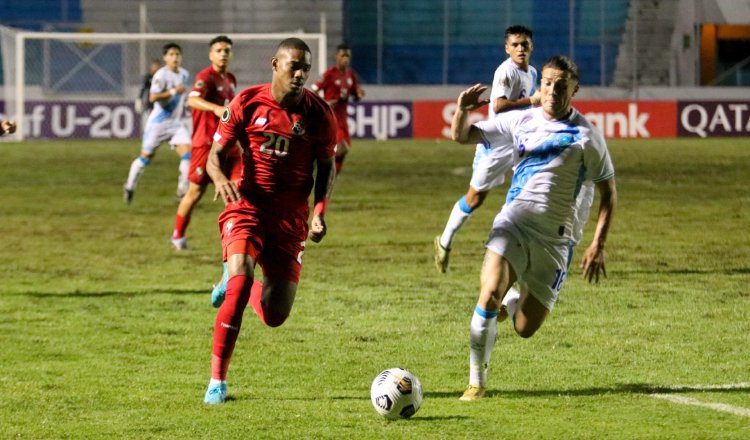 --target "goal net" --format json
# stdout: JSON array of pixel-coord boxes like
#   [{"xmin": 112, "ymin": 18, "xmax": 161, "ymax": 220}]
[{"xmin": 0, "ymin": 27, "xmax": 326, "ymax": 141}]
